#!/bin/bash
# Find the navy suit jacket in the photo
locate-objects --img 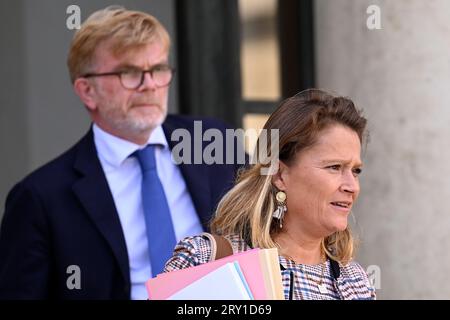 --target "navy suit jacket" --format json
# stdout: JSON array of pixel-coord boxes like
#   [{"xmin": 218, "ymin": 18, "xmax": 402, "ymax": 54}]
[{"xmin": 0, "ymin": 115, "xmax": 244, "ymax": 299}]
